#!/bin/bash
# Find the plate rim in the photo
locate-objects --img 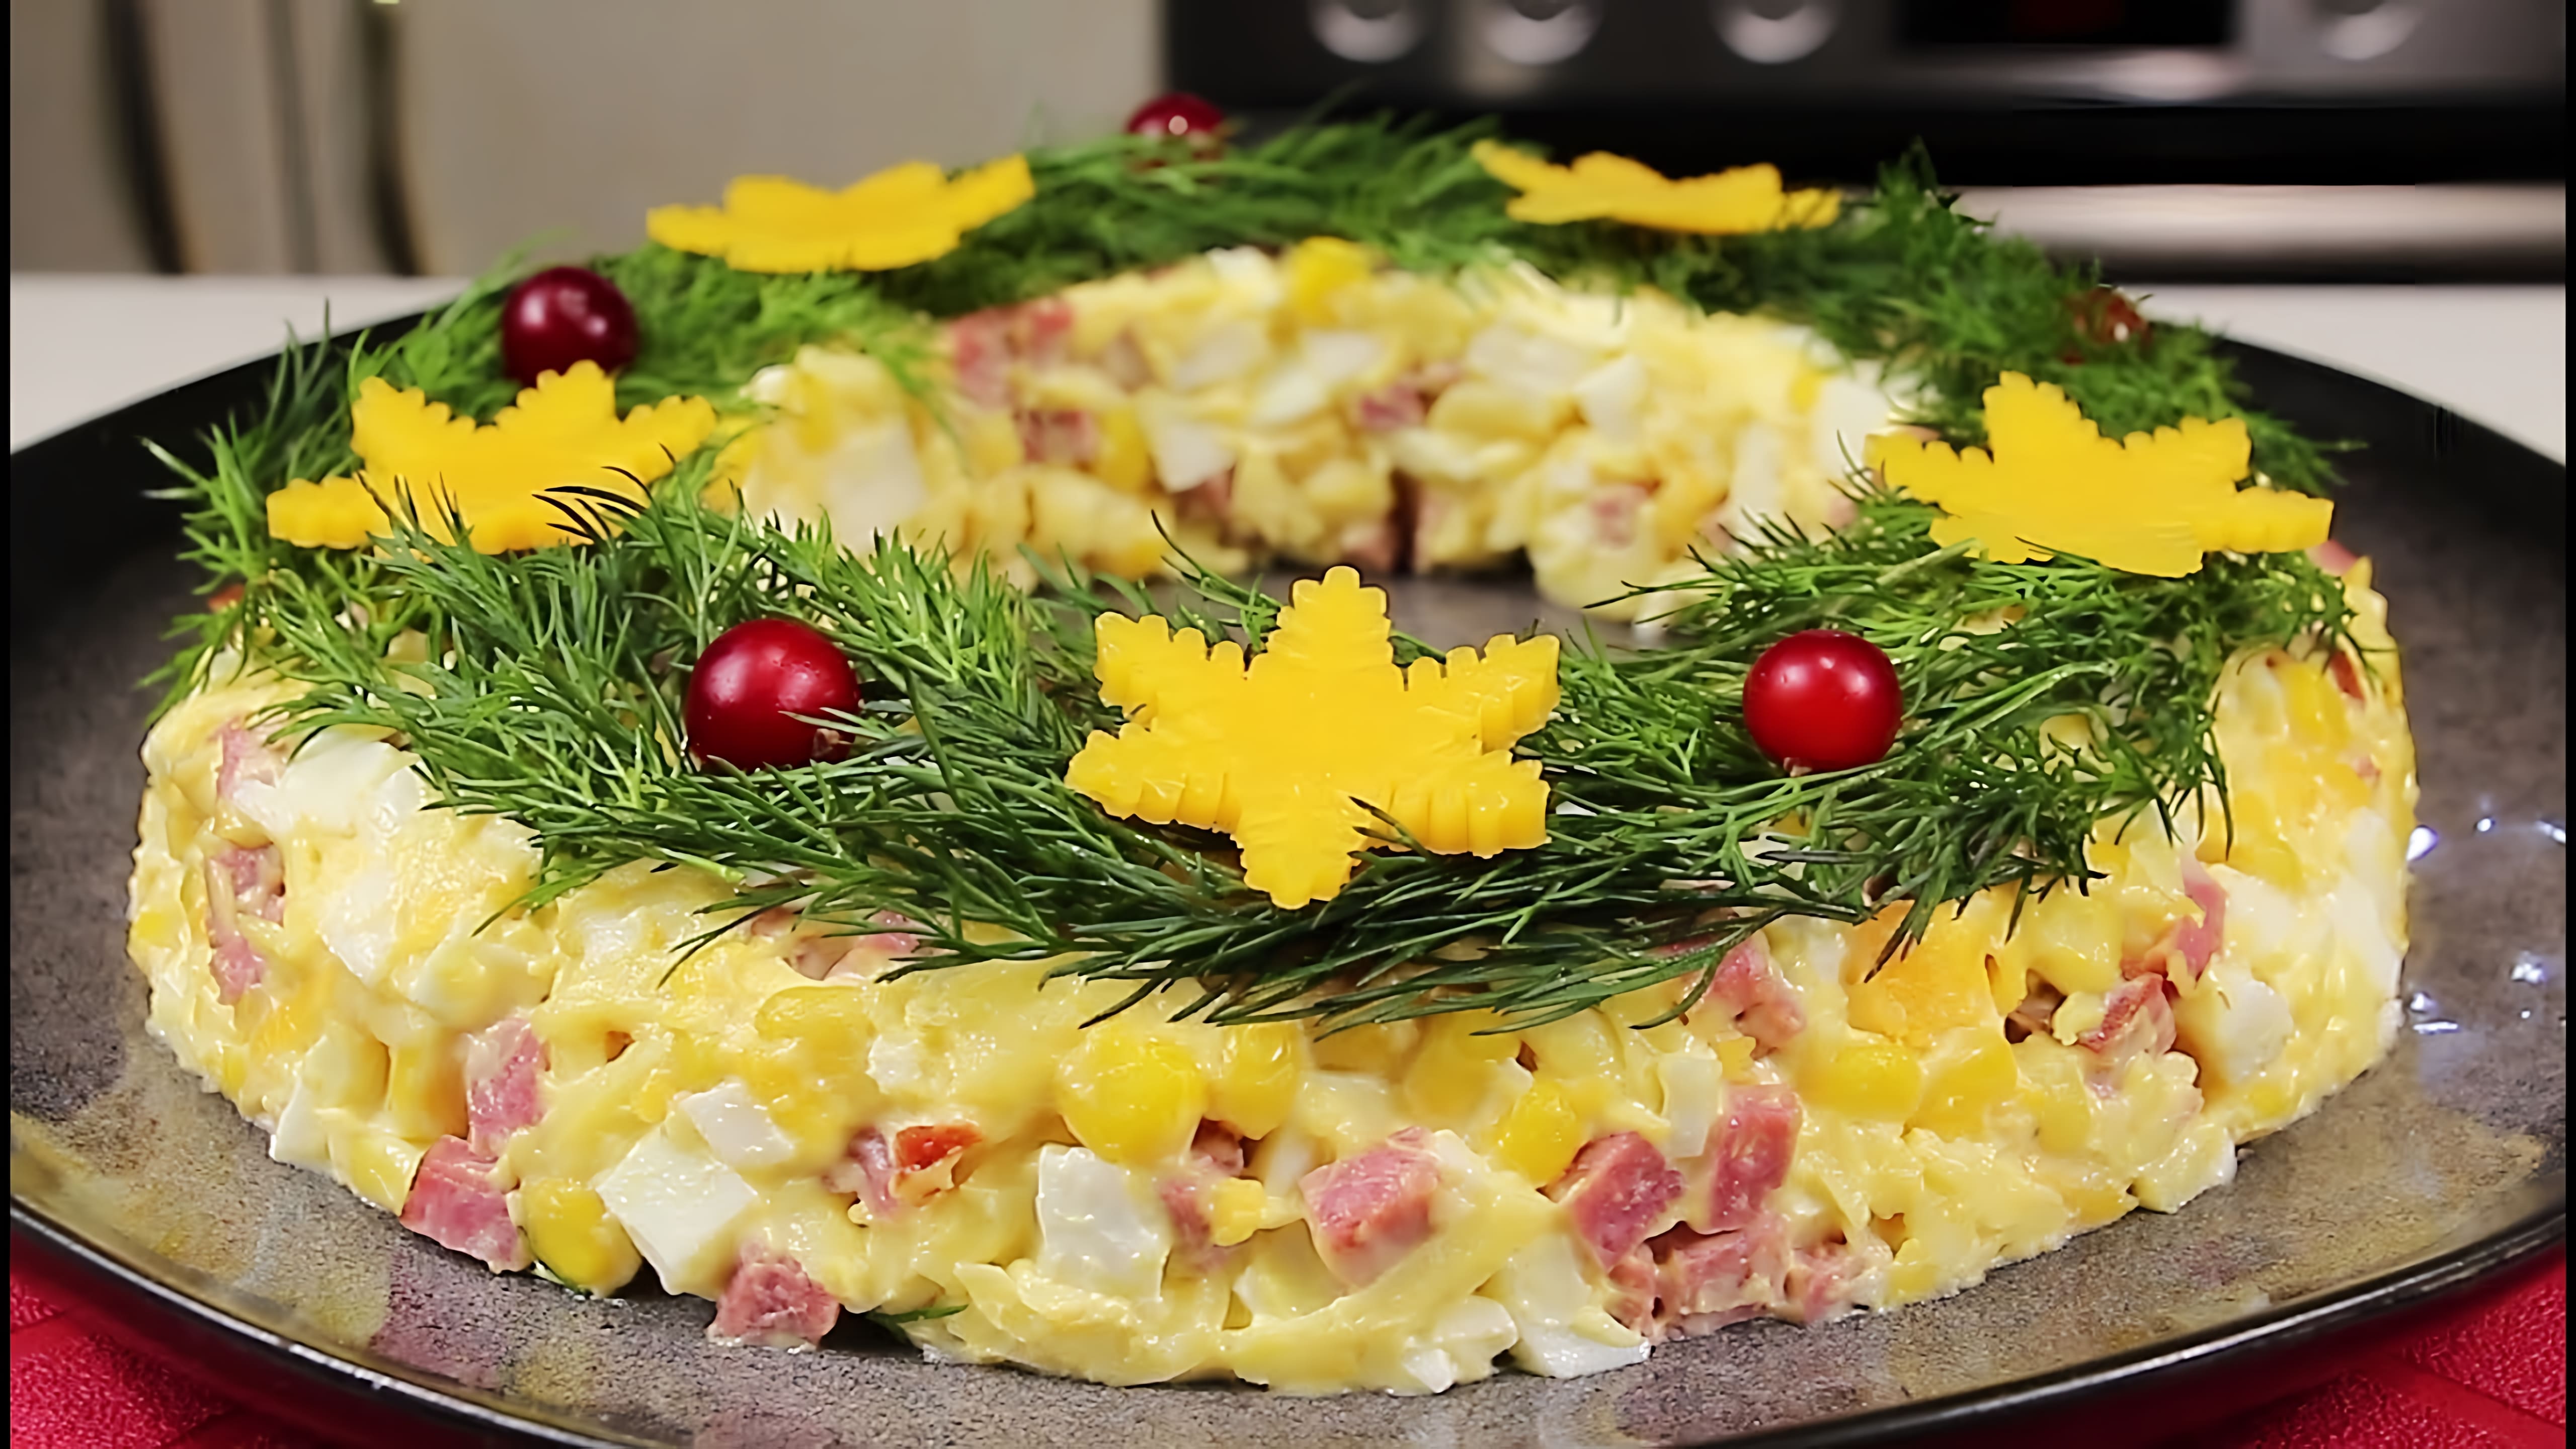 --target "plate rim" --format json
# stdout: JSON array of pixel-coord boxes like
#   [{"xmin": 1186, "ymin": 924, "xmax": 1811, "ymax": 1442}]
[{"xmin": 11, "ymin": 317, "xmax": 2568, "ymax": 1448}]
